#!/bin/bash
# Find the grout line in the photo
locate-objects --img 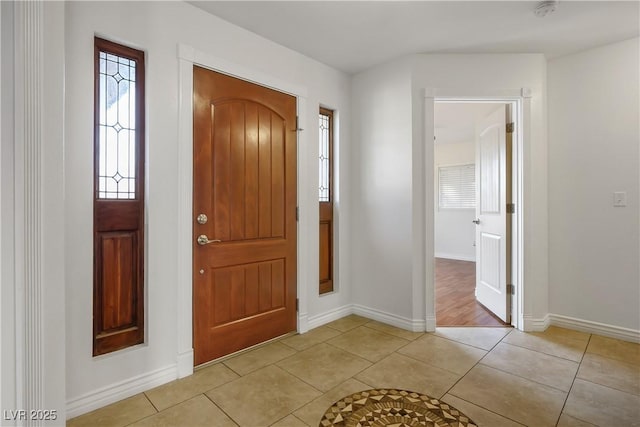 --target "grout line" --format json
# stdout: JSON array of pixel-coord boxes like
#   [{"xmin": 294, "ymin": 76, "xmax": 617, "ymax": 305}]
[
  {"xmin": 431, "ymin": 328, "xmax": 511, "ymax": 351},
  {"xmin": 442, "ymin": 393, "xmax": 527, "ymax": 426},
  {"xmin": 121, "ymin": 393, "xmax": 160, "ymax": 427},
  {"xmin": 475, "ymin": 363, "xmax": 574, "ymax": 394},
  {"xmin": 570, "ymin": 376, "xmax": 640, "ymax": 398},
  {"xmin": 142, "ymin": 391, "xmax": 159, "ymax": 413},
  {"xmin": 438, "ymin": 329, "xmax": 519, "ymax": 411},
  {"xmin": 497, "ymin": 338, "xmax": 587, "ymax": 363},
  {"xmin": 360, "ymin": 322, "xmax": 423, "ymax": 342},
  {"xmin": 395, "ymin": 348, "xmax": 467, "ymax": 377},
  {"xmin": 291, "ymin": 413, "xmax": 311, "ymax": 427},
  {"xmin": 554, "ymin": 333, "xmax": 592, "ymax": 426},
  {"xmin": 203, "ymin": 392, "xmax": 240, "ymax": 426}
]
